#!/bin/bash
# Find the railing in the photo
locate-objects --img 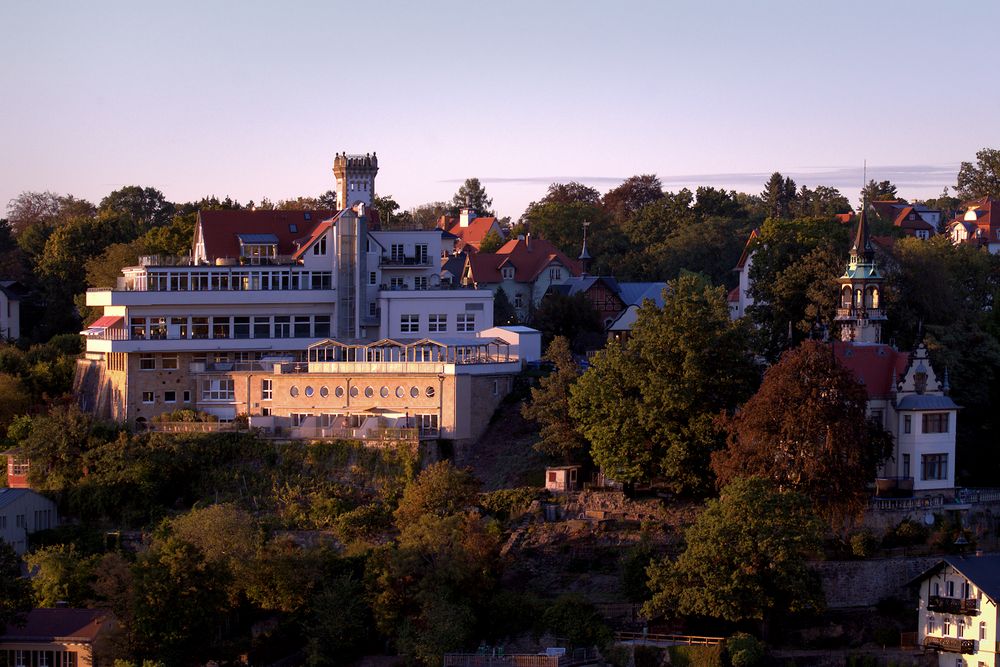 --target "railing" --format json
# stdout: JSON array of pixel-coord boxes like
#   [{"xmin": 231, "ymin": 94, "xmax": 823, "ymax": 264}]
[
  {"xmin": 923, "ymin": 636, "xmax": 975, "ymax": 654},
  {"xmin": 148, "ymin": 421, "xmax": 236, "ymax": 433},
  {"xmin": 380, "ymin": 255, "xmax": 433, "ymax": 267},
  {"xmin": 836, "ymin": 306, "xmax": 886, "ymax": 320},
  {"xmin": 927, "ymin": 596, "xmax": 979, "ymax": 615},
  {"xmin": 288, "ymin": 426, "xmax": 420, "ymax": 442},
  {"xmin": 614, "ymin": 632, "xmax": 723, "ymax": 646},
  {"xmin": 443, "ymin": 656, "xmax": 558, "ymax": 667},
  {"xmin": 137, "ymin": 254, "xmax": 300, "ymax": 267},
  {"xmin": 956, "ymin": 488, "xmax": 1000, "ymax": 504},
  {"xmin": 85, "ymin": 328, "xmax": 130, "ymax": 340},
  {"xmin": 869, "ymin": 495, "xmax": 946, "ymax": 511}
]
